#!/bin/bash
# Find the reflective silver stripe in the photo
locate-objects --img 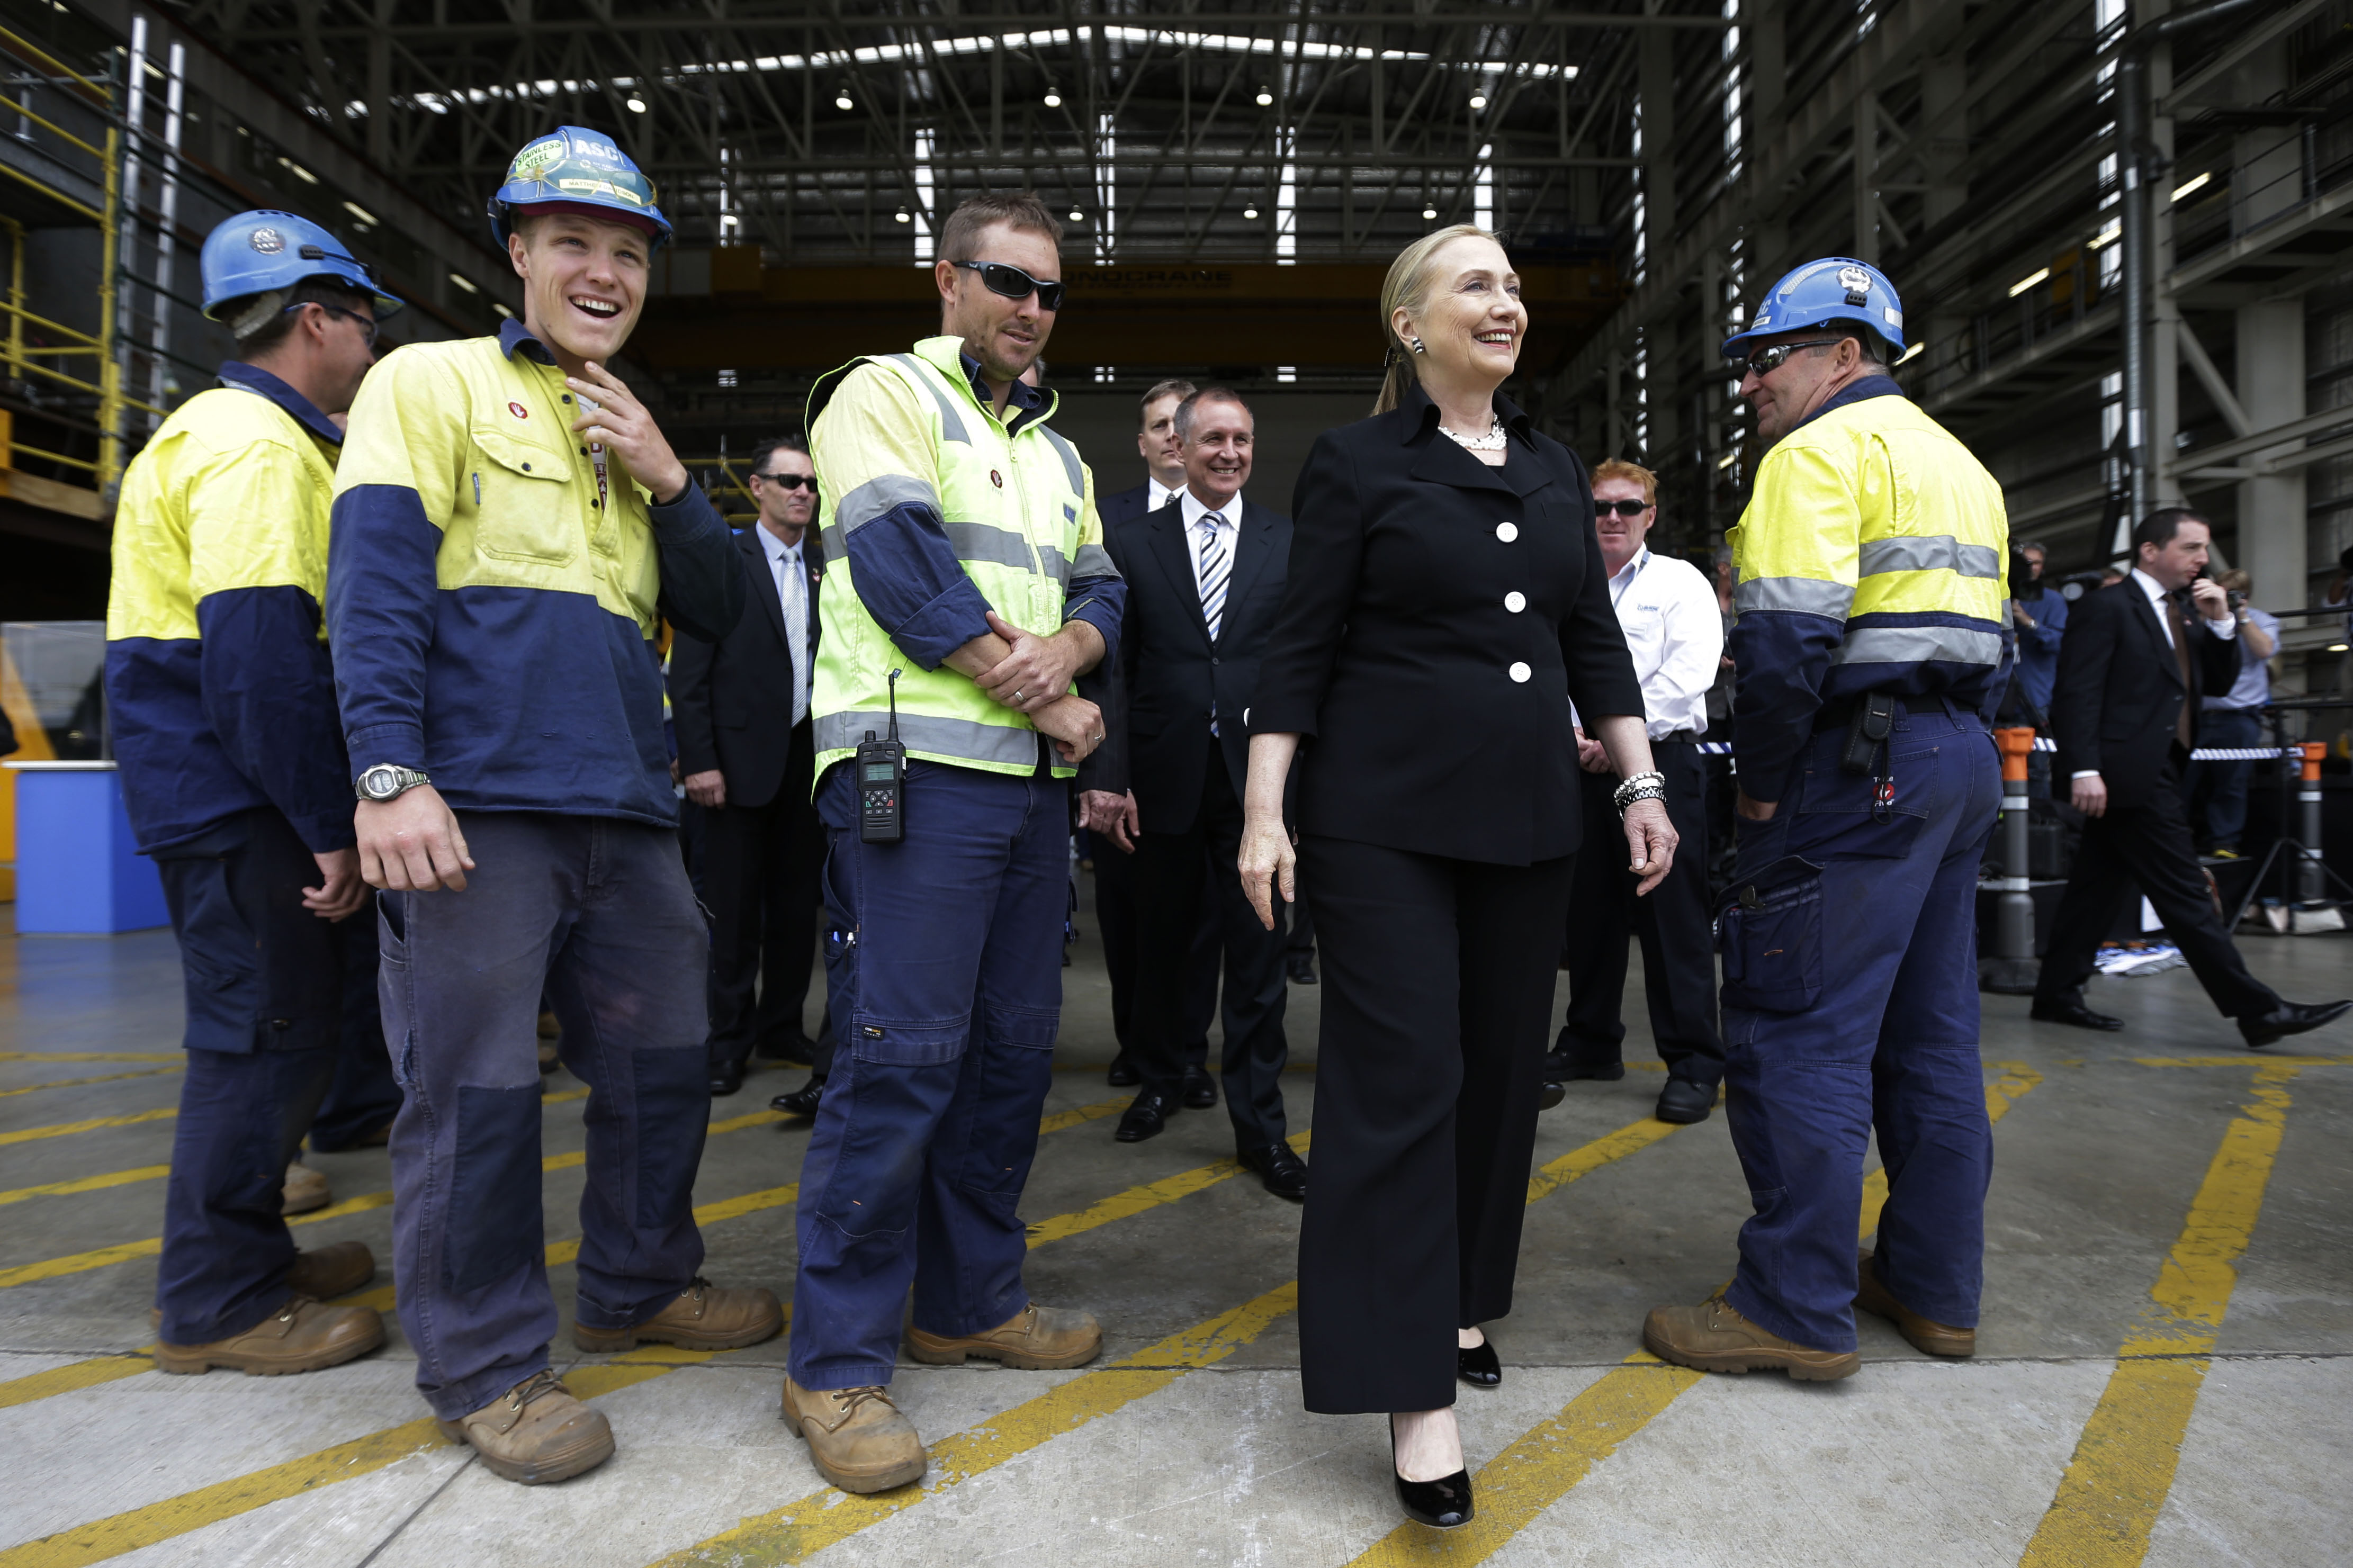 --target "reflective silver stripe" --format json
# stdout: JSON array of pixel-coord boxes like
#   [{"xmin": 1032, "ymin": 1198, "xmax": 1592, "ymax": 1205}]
[
  {"xmin": 1735, "ymin": 576, "xmax": 1855, "ymax": 619},
  {"xmin": 821, "ymin": 527, "xmax": 848, "ymax": 563},
  {"xmin": 1832, "ymin": 625, "xmax": 2004, "ymax": 667},
  {"xmin": 941, "ymin": 519, "xmax": 1045, "ymax": 575},
  {"xmin": 884, "ymin": 353, "xmax": 971, "ymax": 445},
  {"xmin": 834, "ymin": 474, "xmax": 942, "ymax": 535},
  {"xmin": 1069, "ymin": 541, "xmax": 1120, "ymax": 581},
  {"xmin": 1857, "ymin": 534, "xmax": 2003, "ymax": 580},
  {"xmin": 1038, "ymin": 425, "xmax": 1085, "ymax": 497},
  {"xmin": 1035, "ymin": 542, "xmax": 1072, "ymax": 583},
  {"xmin": 815, "ymin": 709, "xmax": 1039, "ymax": 768}
]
